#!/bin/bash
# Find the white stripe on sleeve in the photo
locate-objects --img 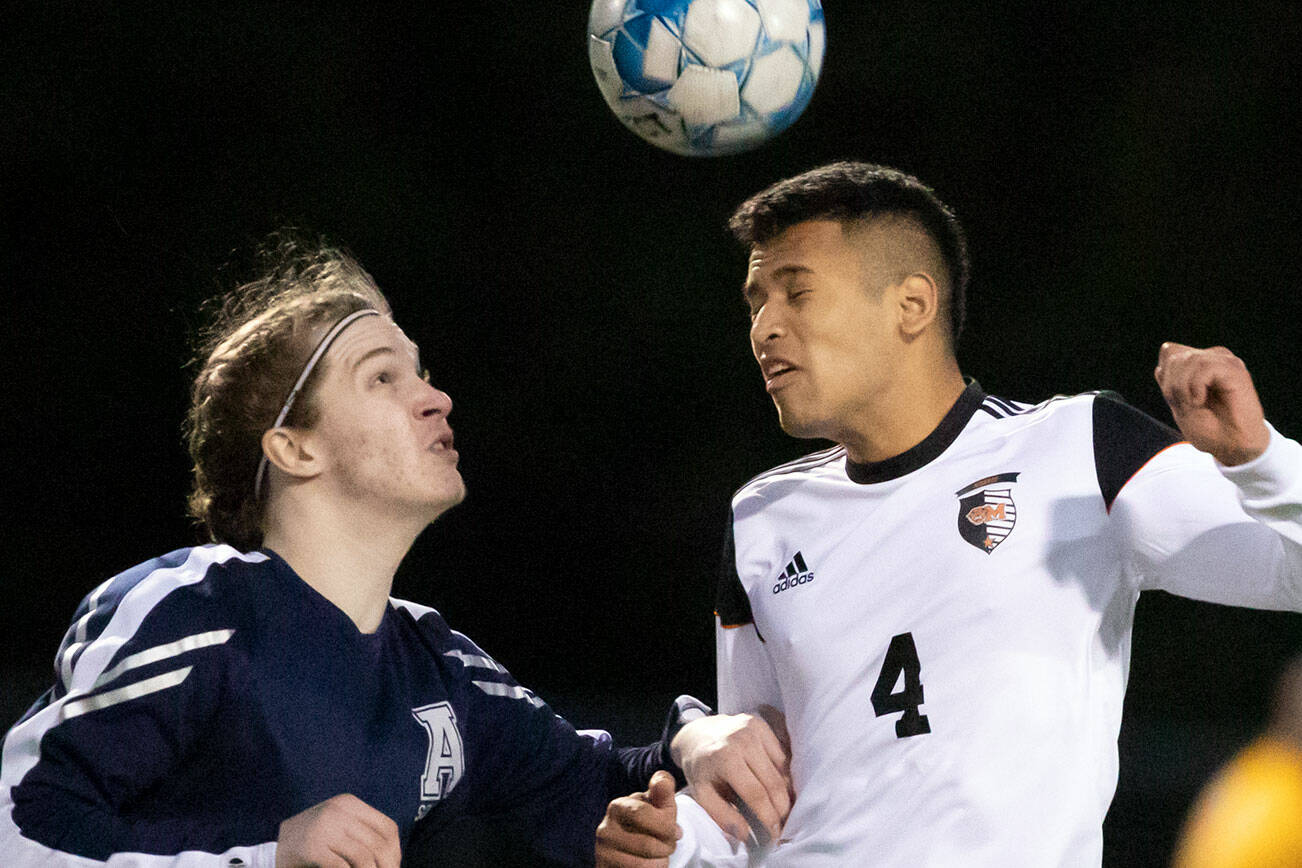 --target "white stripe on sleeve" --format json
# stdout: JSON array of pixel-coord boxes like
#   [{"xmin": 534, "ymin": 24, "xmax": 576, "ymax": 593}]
[
  {"xmin": 2, "ymin": 546, "xmax": 265, "ymax": 801},
  {"xmin": 92, "ymin": 630, "xmax": 234, "ymax": 690},
  {"xmin": 444, "ymin": 650, "xmax": 506, "ymax": 674},
  {"xmin": 60, "ymin": 667, "xmax": 194, "ymax": 722},
  {"xmin": 471, "ymin": 680, "xmax": 545, "ymax": 709},
  {"xmin": 57, "ymin": 579, "xmax": 113, "ymax": 691}
]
